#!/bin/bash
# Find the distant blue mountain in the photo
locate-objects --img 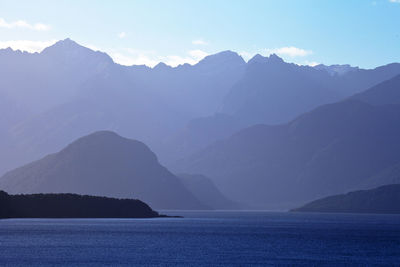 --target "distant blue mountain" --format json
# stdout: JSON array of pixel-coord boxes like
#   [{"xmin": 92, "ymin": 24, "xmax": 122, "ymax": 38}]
[
  {"xmin": 175, "ymin": 74, "xmax": 400, "ymax": 209},
  {"xmin": 1, "ymin": 39, "xmax": 400, "ymax": 180},
  {"xmin": 0, "ymin": 131, "xmax": 208, "ymax": 210},
  {"xmin": 351, "ymin": 74, "xmax": 400, "ymax": 106},
  {"xmin": 0, "ymin": 40, "xmax": 245, "ymax": 175},
  {"xmin": 221, "ymin": 54, "xmax": 400, "ymax": 125},
  {"xmin": 164, "ymin": 55, "xmax": 400, "ymax": 163}
]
